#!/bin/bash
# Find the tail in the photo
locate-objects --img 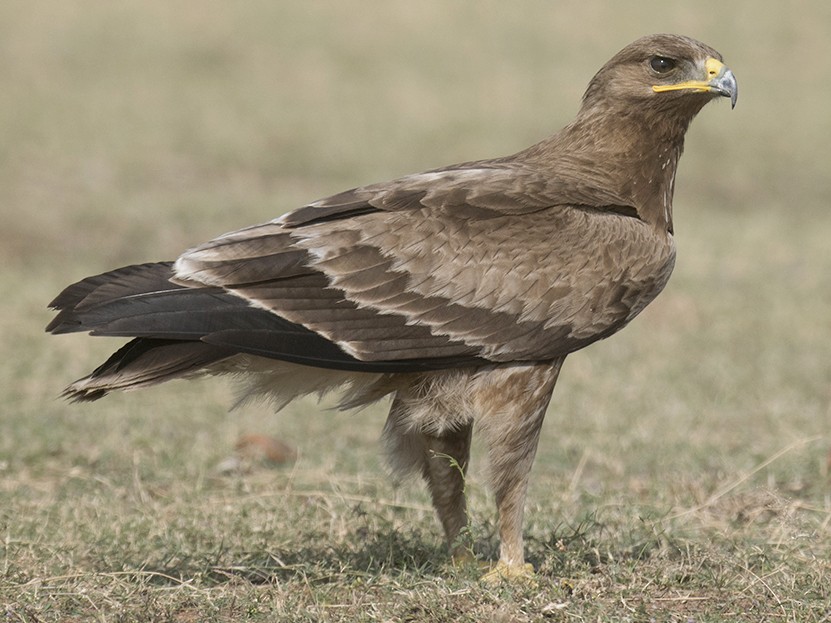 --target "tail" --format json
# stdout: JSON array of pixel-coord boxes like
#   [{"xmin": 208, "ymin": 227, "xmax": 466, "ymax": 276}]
[
  {"xmin": 60, "ymin": 338, "xmax": 236, "ymax": 401},
  {"xmin": 47, "ymin": 262, "xmax": 239, "ymax": 401}
]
